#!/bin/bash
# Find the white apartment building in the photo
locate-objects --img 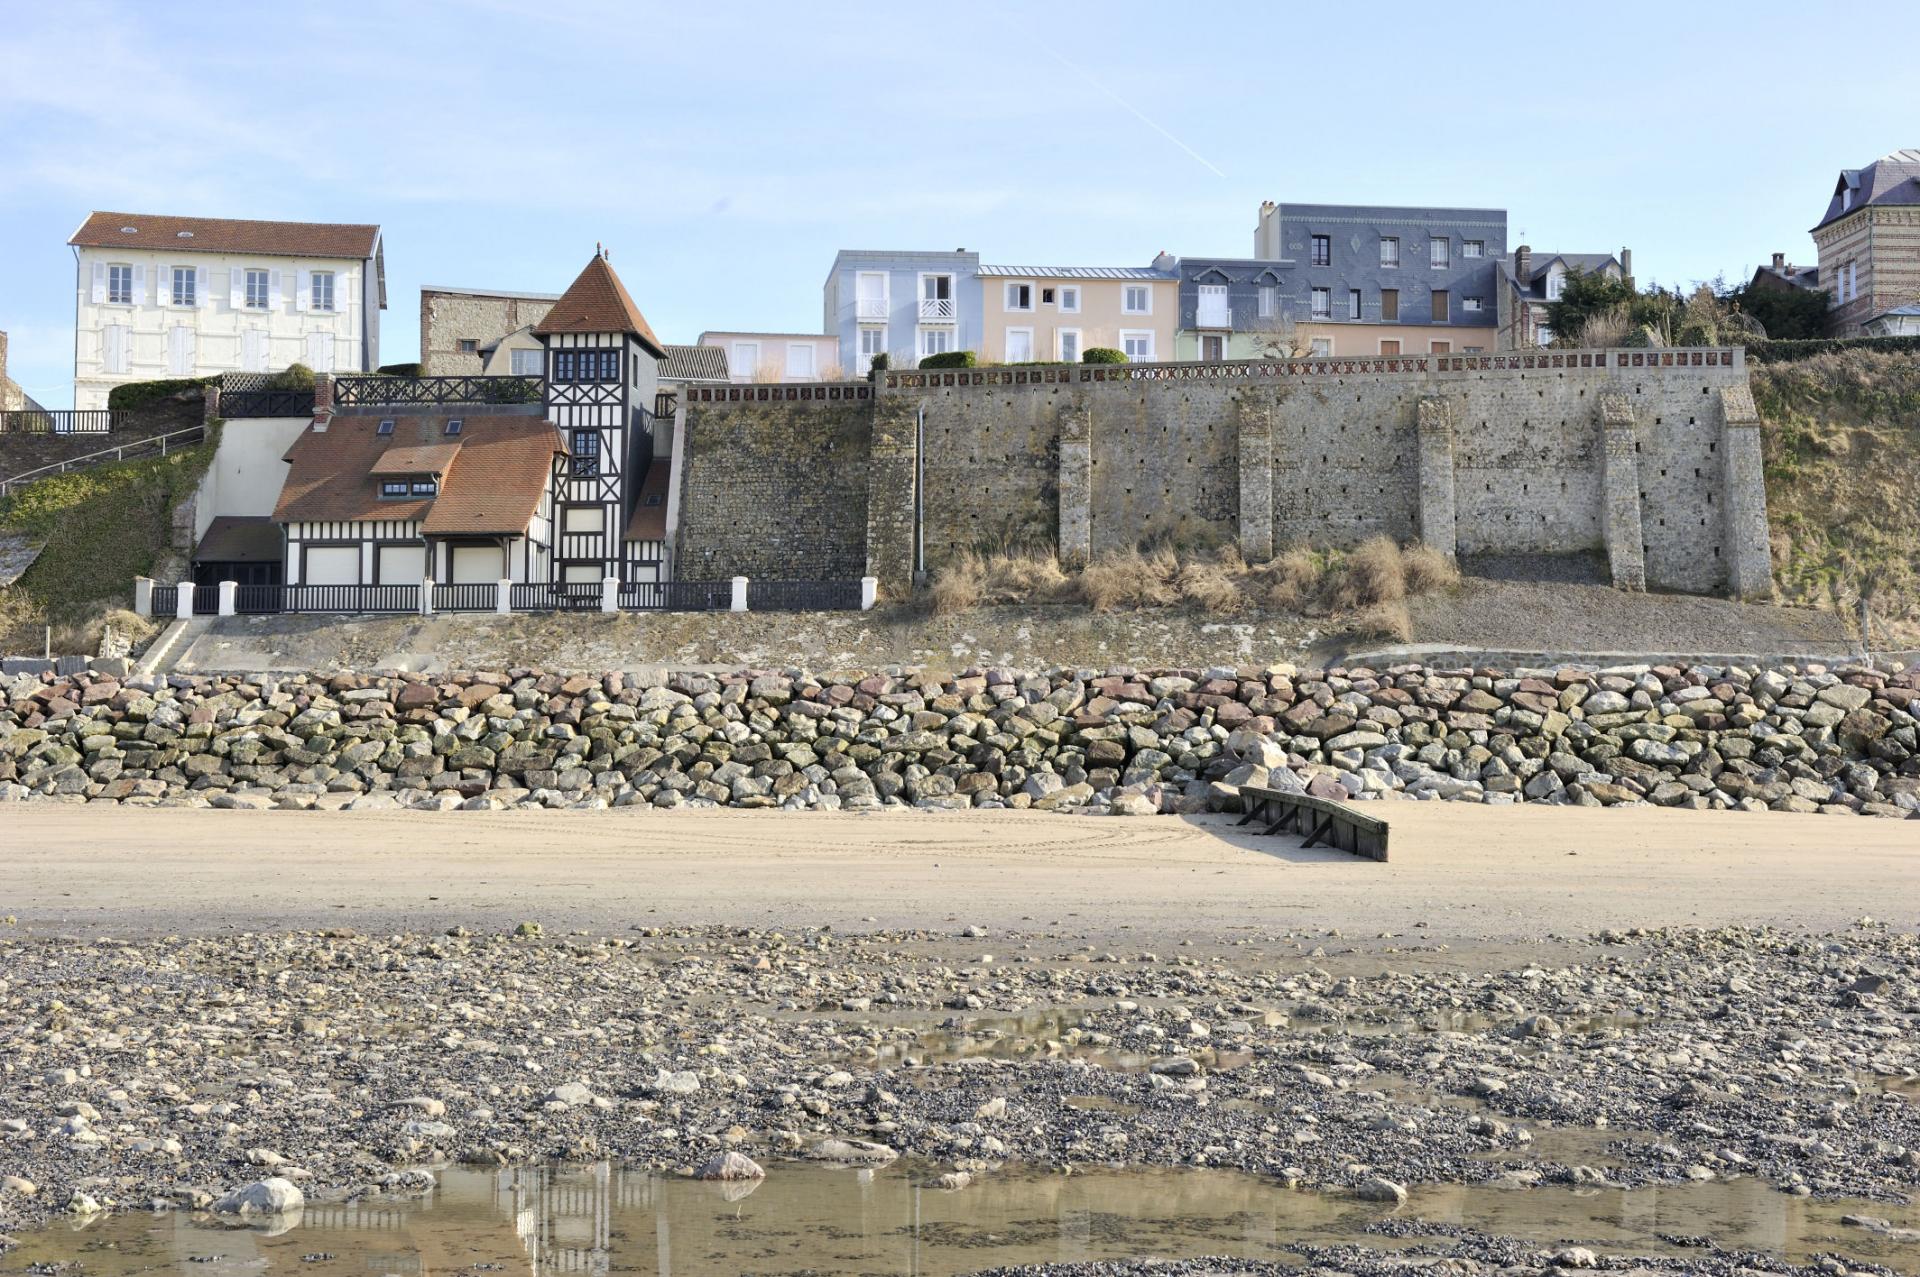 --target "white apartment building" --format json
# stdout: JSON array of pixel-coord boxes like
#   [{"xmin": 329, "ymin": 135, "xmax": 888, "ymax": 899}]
[{"xmin": 69, "ymin": 212, "xmax": 385, "ymax": 409}]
